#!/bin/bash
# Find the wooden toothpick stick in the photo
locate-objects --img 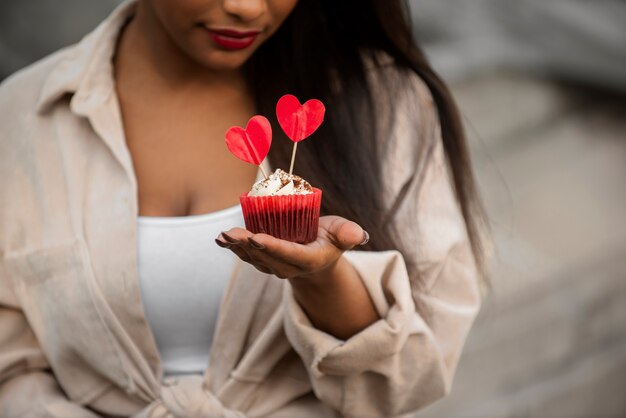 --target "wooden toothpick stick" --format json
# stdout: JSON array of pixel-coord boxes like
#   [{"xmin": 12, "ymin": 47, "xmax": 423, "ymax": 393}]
[
  {"xmin": 288, "ymin": 142, "xmax": 298, "ymax": 175},
  {"xmin": 259, "ymin": 162, "xmax": 269, "ymax": 180}
]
